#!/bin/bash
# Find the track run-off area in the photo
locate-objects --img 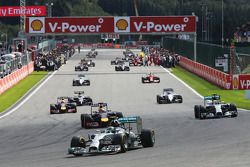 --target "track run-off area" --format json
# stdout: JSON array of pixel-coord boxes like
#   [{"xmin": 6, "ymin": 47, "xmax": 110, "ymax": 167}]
[{"xmin": 0, "ymin": 49, "xmax": 250, "ymax": 167}]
